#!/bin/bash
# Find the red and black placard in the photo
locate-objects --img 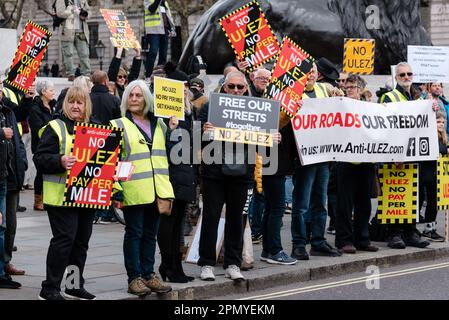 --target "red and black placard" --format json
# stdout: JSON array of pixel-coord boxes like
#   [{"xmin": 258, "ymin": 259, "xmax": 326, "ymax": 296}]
[
  {"xmin": 219, "ymin": 1, "xmax": 280, "ymax": 72},
  {"xmin": 6, "ymin": 20, "xmax": 51, "ymax": 93},
  {"xmin": 63, "ymin": 123, "xmax": 123, "ymax": 210},
  {"xmin": 264, "ymin": 37, "xmax": 314, "ymax": 118}
]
